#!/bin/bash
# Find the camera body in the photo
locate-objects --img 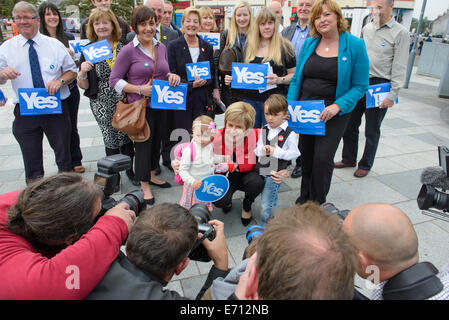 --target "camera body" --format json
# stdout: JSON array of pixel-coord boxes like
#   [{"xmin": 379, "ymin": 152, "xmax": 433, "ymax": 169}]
[
  {"xmin": 188, "ymin": 203, "xmax": 216, "ymax": 262},
  {"xmin": 94, "ymin": 154, "xmax": 146, "ymax": 217},
  {"xmin": 417, "ymin": 146, "xmax": 449, "ymax": 222}
]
